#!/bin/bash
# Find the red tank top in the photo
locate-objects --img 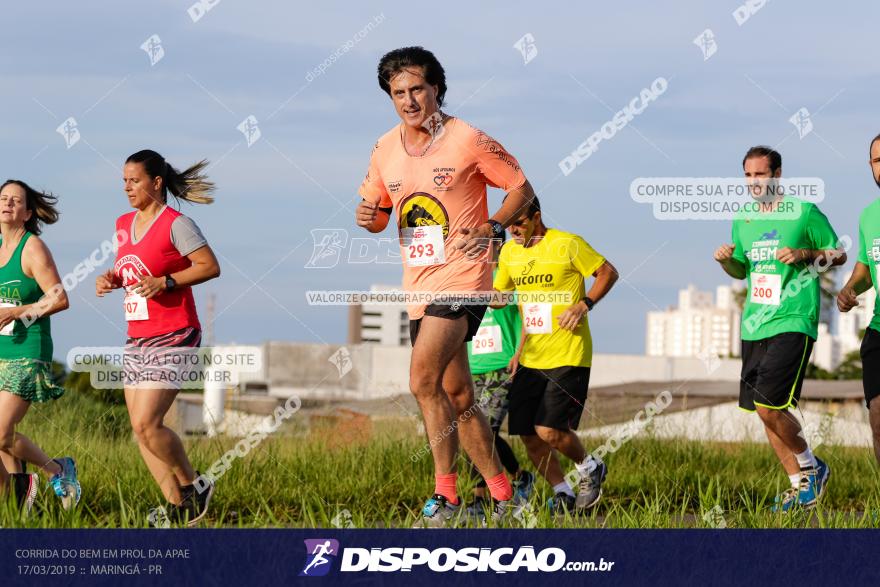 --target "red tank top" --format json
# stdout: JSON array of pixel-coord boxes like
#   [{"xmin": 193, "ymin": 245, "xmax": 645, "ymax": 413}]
[{"xmin": 114, "ymin": 206, "xmax": 201, "ymax": 338}]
